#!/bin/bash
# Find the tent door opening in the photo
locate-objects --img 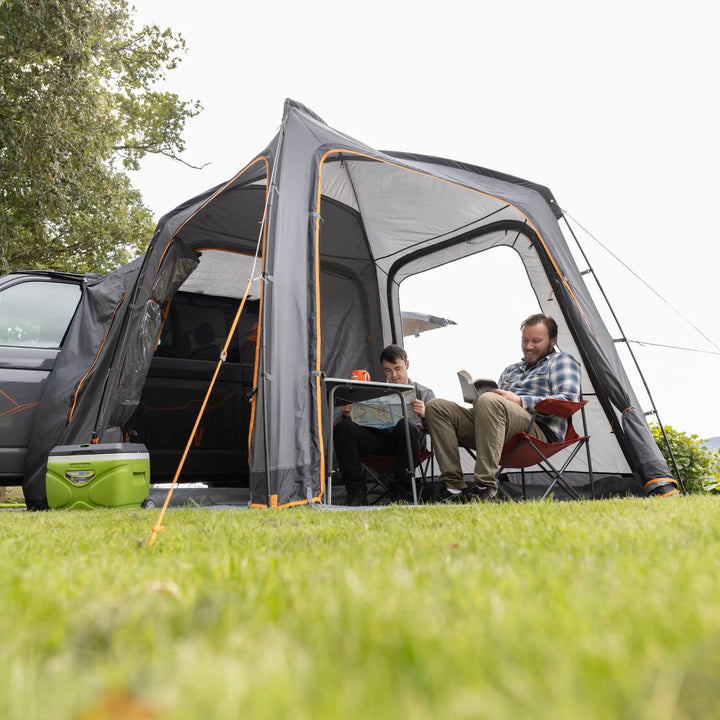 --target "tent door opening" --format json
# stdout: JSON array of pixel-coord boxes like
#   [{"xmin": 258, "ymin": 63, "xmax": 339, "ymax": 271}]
[{"xmin": 130, "ymin": 290, "xmax": 259, "ymax": 487}]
